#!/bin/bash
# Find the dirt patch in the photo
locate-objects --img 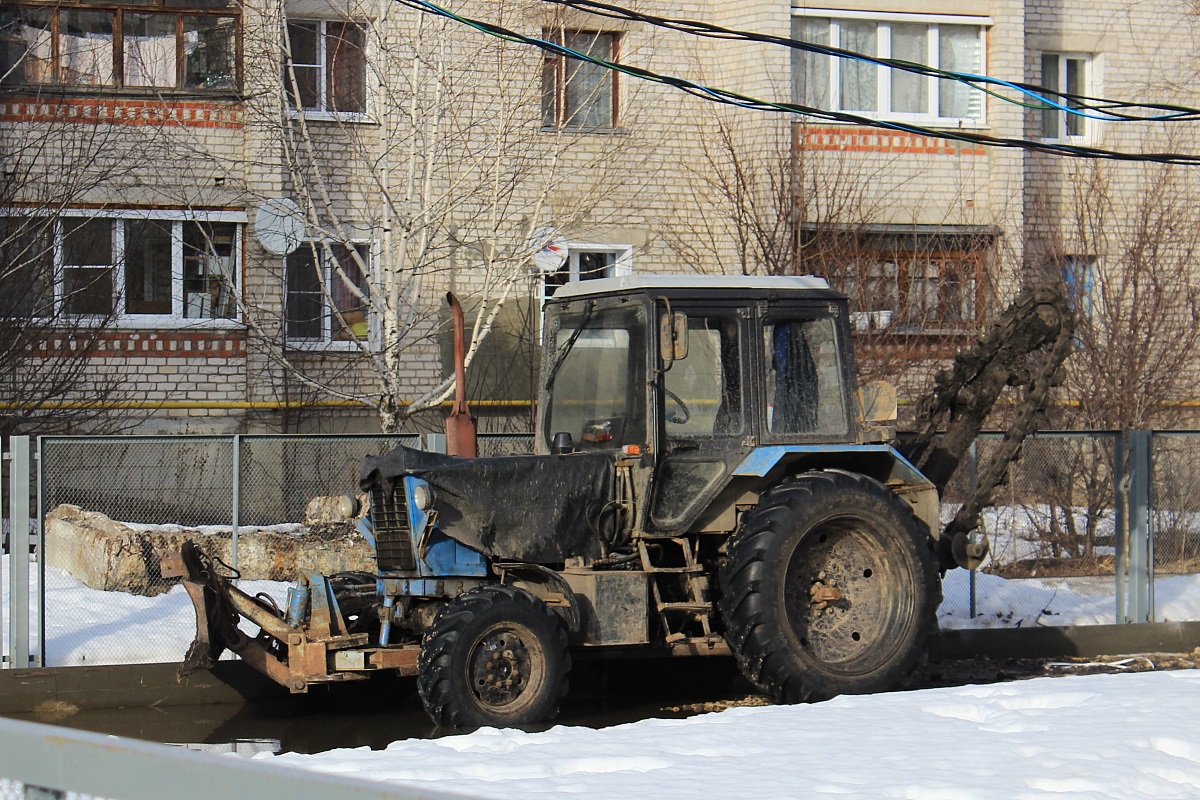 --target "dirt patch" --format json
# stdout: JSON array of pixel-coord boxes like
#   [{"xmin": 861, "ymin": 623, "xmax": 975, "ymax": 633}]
[
  {"xmin": 990, "ymin": 555, "xmax": 1115, "ymax": 579},
  {"xmin": 906, "ymin": 648, "xmax": 1200, "ymax": 690}
]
